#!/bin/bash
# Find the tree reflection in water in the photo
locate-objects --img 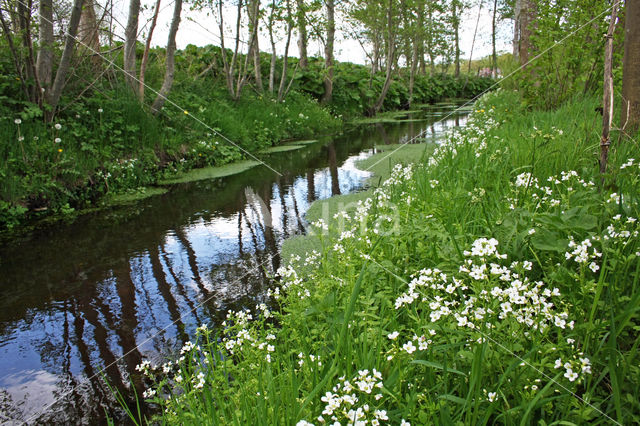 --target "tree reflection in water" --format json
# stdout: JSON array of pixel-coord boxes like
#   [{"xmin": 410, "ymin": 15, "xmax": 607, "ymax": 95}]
[{"xmin": 0, "ymin": 105, "xmax": 466, "ymax": 423}]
